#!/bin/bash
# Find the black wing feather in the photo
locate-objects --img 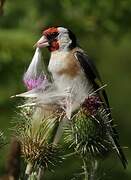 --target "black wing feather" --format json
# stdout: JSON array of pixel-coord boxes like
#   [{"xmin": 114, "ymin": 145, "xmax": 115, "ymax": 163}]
[
  {"xmin": 74, "ymin": 50, "xmax": 127, "ymax": 168},
  {"xmin": 74, "ymin": 51, "xmax": 109, "ymax": 108}
]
